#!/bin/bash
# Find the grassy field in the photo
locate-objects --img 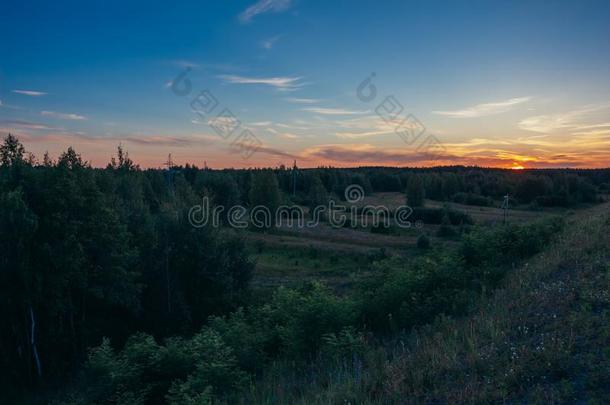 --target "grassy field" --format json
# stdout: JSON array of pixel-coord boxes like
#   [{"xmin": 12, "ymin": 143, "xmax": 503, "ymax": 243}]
[
  {"xmin": 245, "ymin": 192, "xmax": 572, "ymax": 290},
  {"xmin": 246, "ymin": 201, "xmax": 610, "ymax": 404}
]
